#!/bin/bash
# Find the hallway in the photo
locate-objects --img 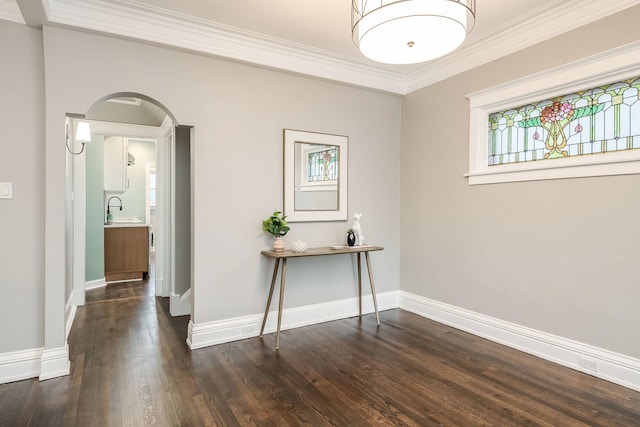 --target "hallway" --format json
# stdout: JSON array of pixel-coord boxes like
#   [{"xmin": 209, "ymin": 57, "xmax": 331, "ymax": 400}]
[{"xmin": 7, "ymin": 277, "xmax": 196, "ymax": 425}]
